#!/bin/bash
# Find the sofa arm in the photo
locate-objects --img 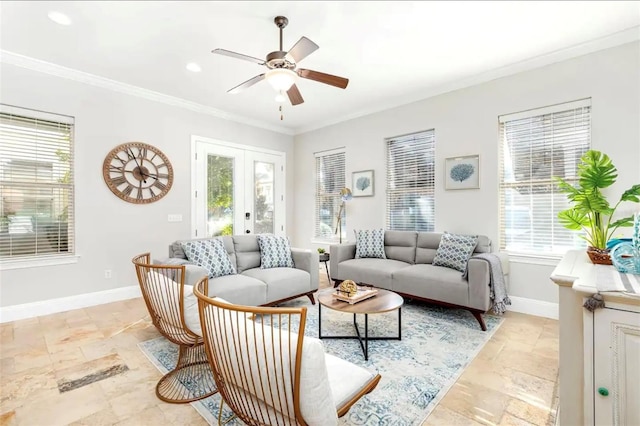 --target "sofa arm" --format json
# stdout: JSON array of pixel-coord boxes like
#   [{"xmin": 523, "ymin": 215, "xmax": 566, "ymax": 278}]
[
  {"xmin": 330, "ymin": 243, "xmax": 356, "ymax": 281},
  {"xmin": 291, "ymin": 248, "xmax": 319, "ymax": 291},
  {"xmin": 467, "ymin": 258, "xmax": 491, "ymax": 312}
]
